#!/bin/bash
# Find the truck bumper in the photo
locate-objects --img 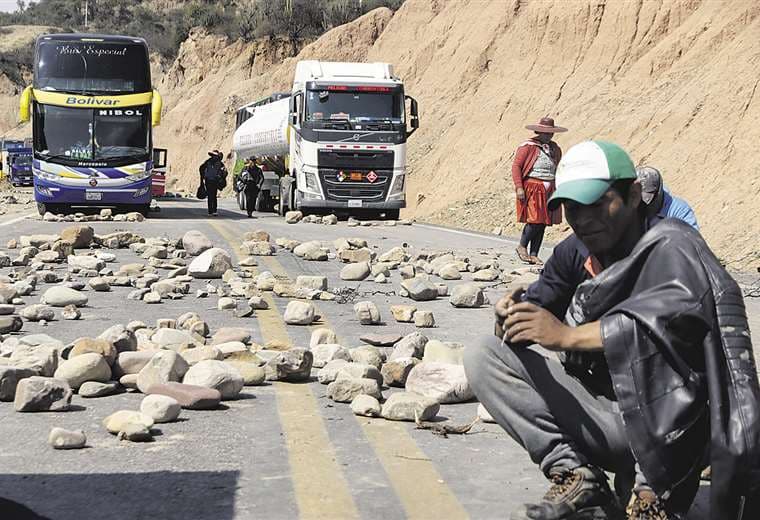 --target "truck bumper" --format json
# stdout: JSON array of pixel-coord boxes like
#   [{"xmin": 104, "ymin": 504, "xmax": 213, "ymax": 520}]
[{"xmin": 299, "ymin": 199, "xmax": 405, "ymax": 210}]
